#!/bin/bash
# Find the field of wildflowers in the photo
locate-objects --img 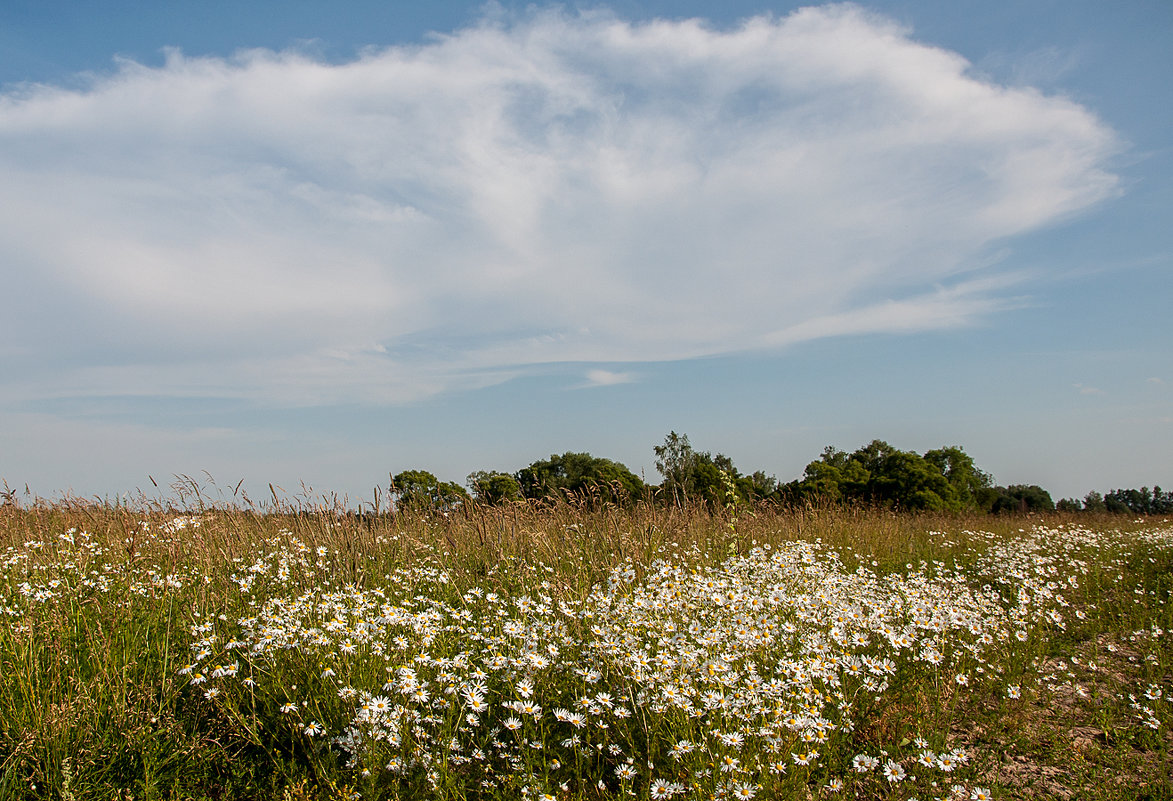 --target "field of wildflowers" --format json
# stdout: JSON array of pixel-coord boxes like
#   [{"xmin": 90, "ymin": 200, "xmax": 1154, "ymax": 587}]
[{"xmin": 0, "ymin": 497, "xmax": 1169, "ymax": 800}]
